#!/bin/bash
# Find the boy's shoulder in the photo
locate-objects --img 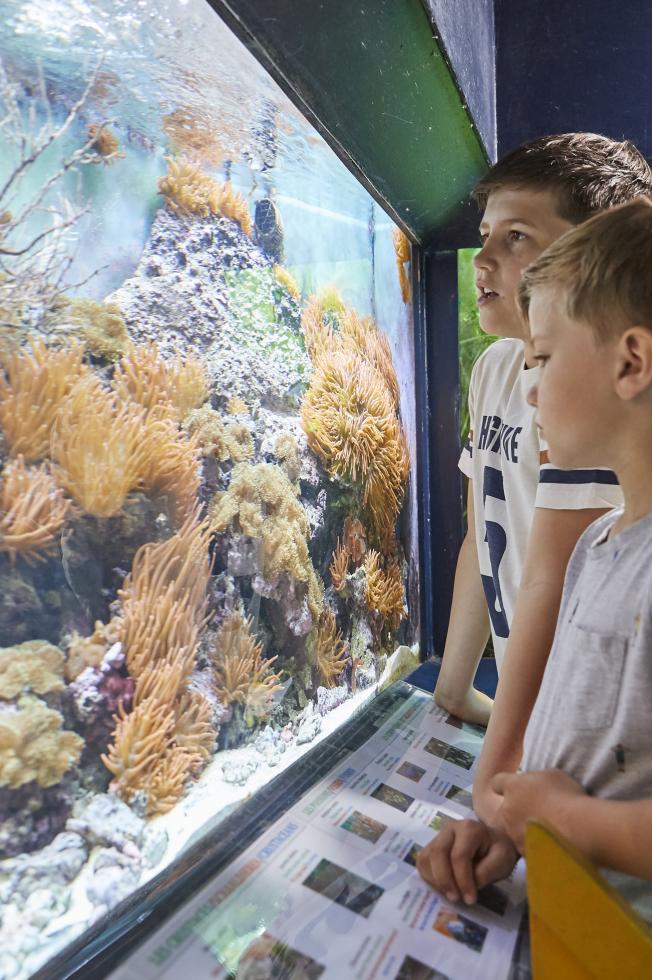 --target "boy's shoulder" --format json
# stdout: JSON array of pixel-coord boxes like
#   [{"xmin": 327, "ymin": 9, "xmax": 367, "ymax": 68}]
[
  {"xmin": 474, "ymin": 337, "xmax": 524, "ymax": 375},
  {"xmin": 470, "ymin": 337, "xmax": 529, "ymax": 405}
]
